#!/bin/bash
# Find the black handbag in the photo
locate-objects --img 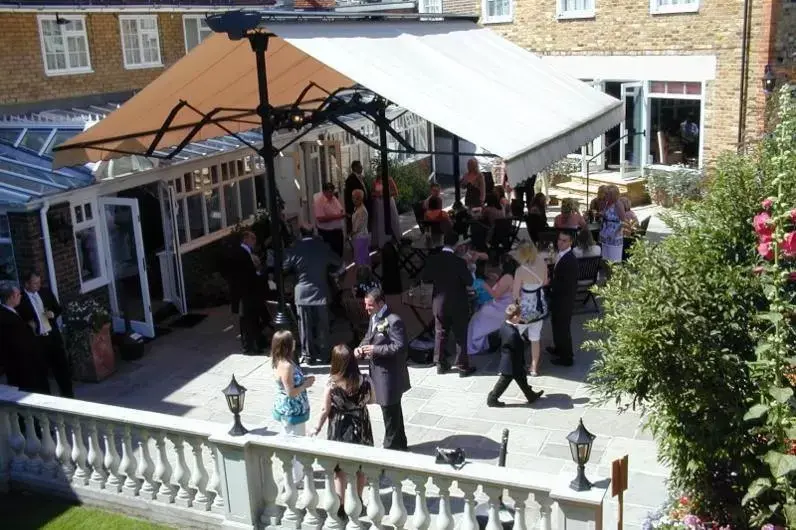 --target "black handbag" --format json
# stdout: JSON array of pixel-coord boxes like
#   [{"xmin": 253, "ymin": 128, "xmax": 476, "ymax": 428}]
[{"xmin": 435, "ymin": 447, "xmax": 467, "ymax": 470}]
